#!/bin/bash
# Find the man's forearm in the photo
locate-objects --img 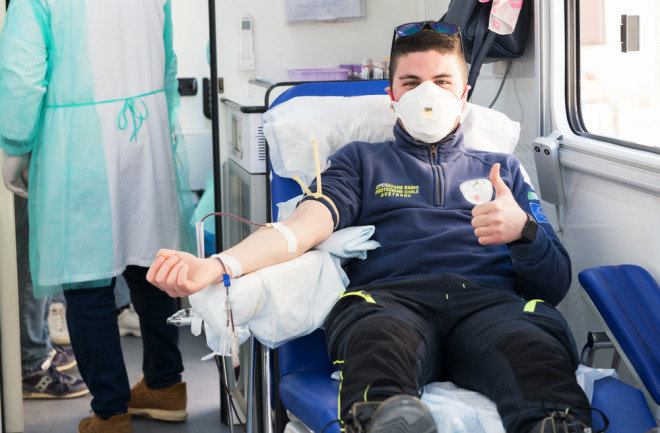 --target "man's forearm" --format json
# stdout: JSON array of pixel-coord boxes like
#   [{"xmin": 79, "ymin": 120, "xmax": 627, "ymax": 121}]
[
  {"xmin": 149, "ymin": 200, "xmax": 334, "ymax": 297},
  {"xmin": 215, "ymin": 200, "xmax": 334, "ymax": 281}
]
